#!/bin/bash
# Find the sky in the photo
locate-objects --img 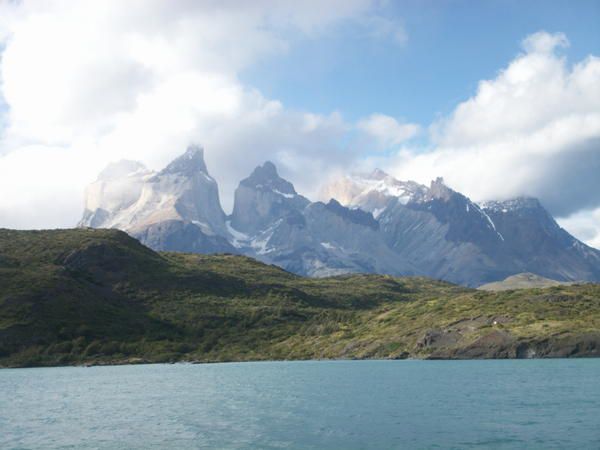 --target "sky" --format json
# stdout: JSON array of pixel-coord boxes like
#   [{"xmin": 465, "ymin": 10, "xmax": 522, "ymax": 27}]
[{"xmin": 0, "ymin": 0, "xmax": 599, "ymax": 248}]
